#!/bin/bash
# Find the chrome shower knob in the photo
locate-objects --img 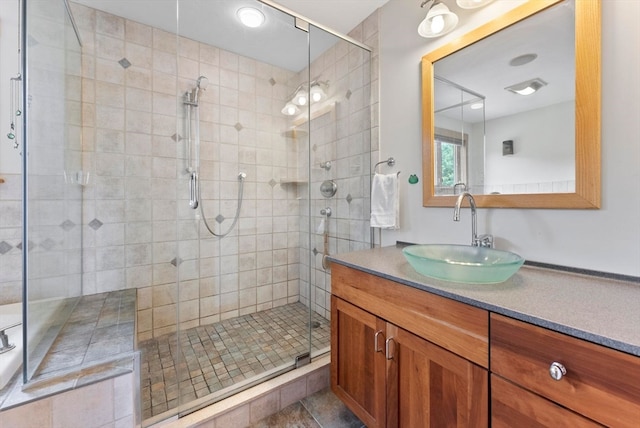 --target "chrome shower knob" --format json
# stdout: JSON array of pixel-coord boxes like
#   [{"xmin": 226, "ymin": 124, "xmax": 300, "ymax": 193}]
[{"xmin": 549, "ymin": 361, "xmax": 567, "ymax": 381}]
